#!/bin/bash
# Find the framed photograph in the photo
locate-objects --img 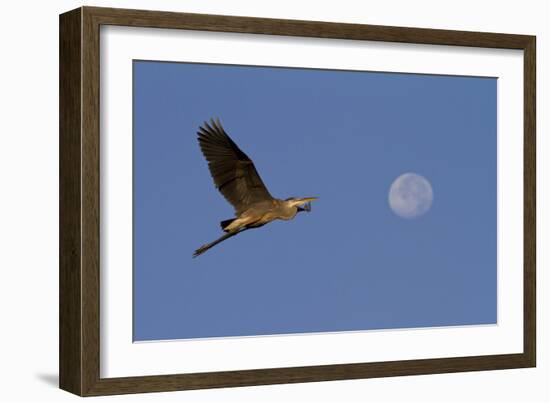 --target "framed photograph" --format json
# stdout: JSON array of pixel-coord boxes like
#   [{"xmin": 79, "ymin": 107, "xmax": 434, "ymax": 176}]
[{"xmin": 59, "ymin": 6, "xmax": 536, "ymax": 396}]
